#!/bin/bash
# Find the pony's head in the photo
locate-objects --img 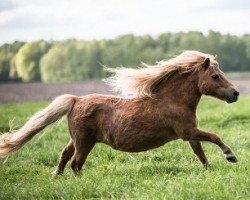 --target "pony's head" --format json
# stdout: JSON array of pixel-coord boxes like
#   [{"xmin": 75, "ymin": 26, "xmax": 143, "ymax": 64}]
[
  {"xmin": 105, "ymin": 50, "xmax": 239, "ymax": 103},
  {"xmin": 198, "ymin": 57, "xmax": 239, "ymax": 103}
]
